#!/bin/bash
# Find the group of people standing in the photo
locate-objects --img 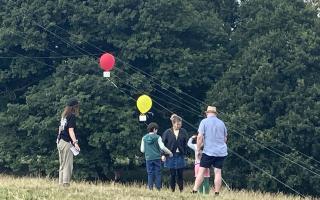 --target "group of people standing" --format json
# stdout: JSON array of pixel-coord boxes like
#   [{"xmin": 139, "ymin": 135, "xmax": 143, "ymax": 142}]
[
  {"xmin": 141, "ymin": 114, "xmax": 188, "ymax": 192},
  {"xmin": 140, "ymin": 106, "xmax": 228, "ymax": 196},
  {"xmin": 56, "ymin": 98, "xmax": 228, "ymax": 196}
]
